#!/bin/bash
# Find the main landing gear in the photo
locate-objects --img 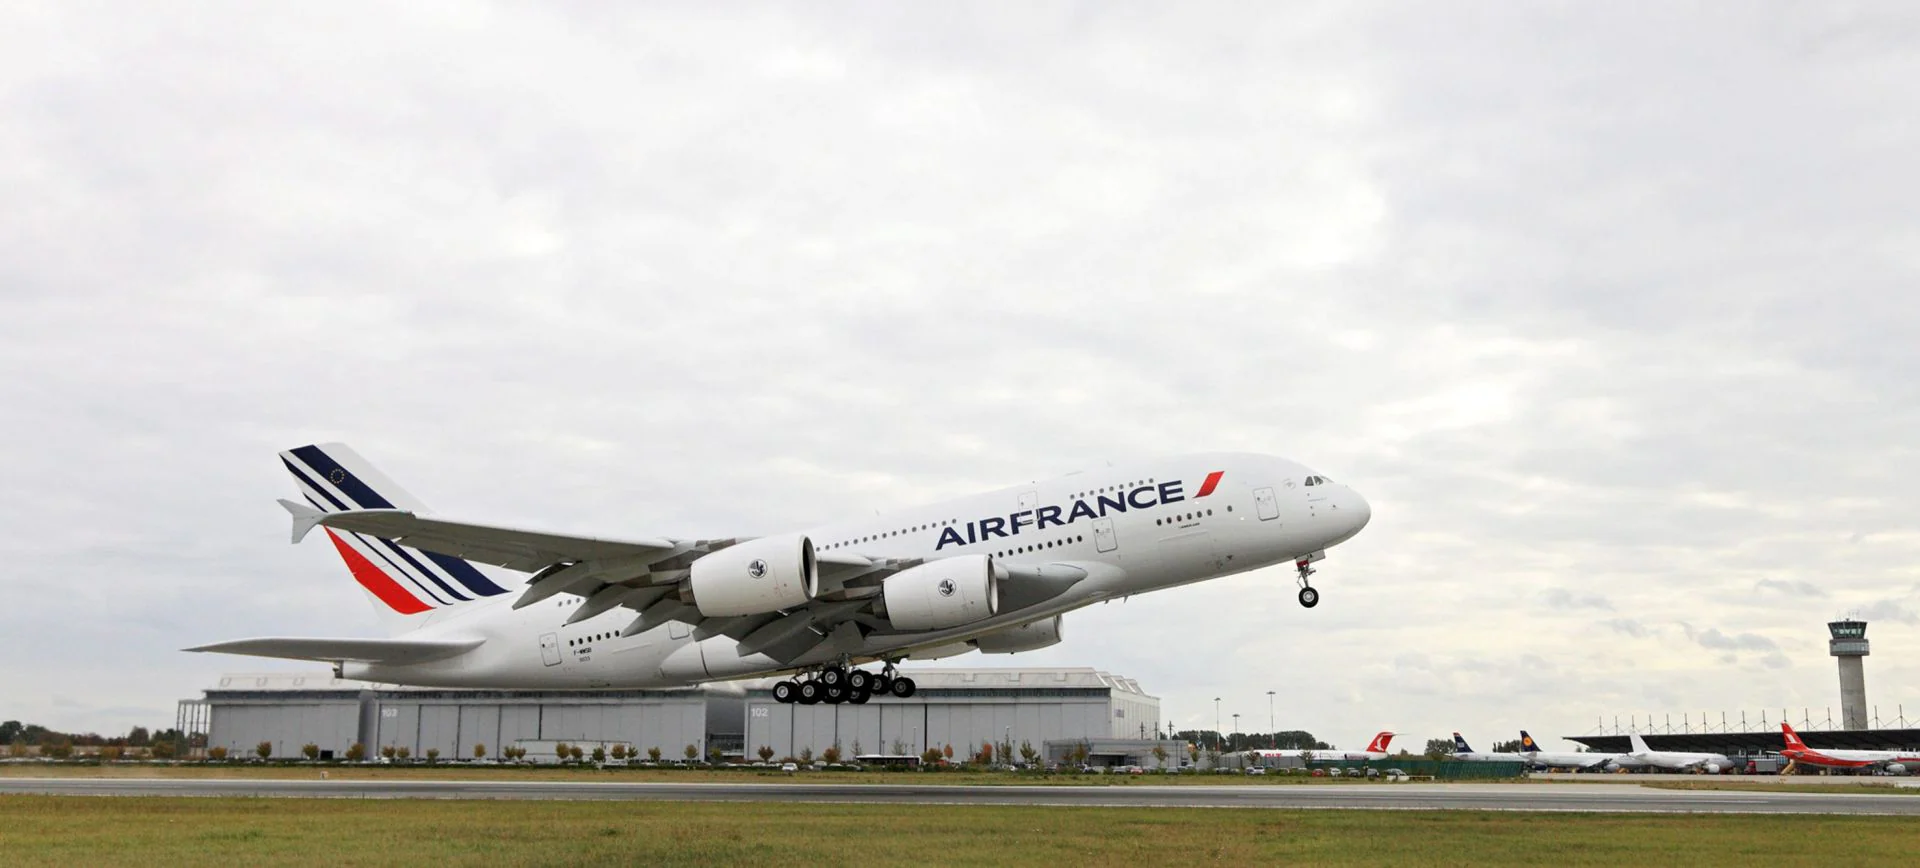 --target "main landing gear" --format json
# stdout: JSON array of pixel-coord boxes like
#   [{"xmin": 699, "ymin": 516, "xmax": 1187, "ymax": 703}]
[
  {"xmin": 772, "ymin": 662, "xmax": 916, "ymax": 705},
  {"xmin": 1295, "ymin": 556, "xmax": 1319, "ymax": 608}
]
